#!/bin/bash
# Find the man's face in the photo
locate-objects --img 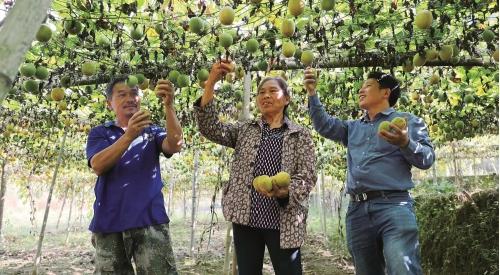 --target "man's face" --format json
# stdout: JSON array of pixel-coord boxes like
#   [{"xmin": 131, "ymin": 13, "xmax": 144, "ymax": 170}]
[
  {"xmin": 358, "ymin": 78, "xmax": 389, "ymax": 110},
  {"xmin": 107, "ymin": 82, "xmax": 140, "ymax": 119}
]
